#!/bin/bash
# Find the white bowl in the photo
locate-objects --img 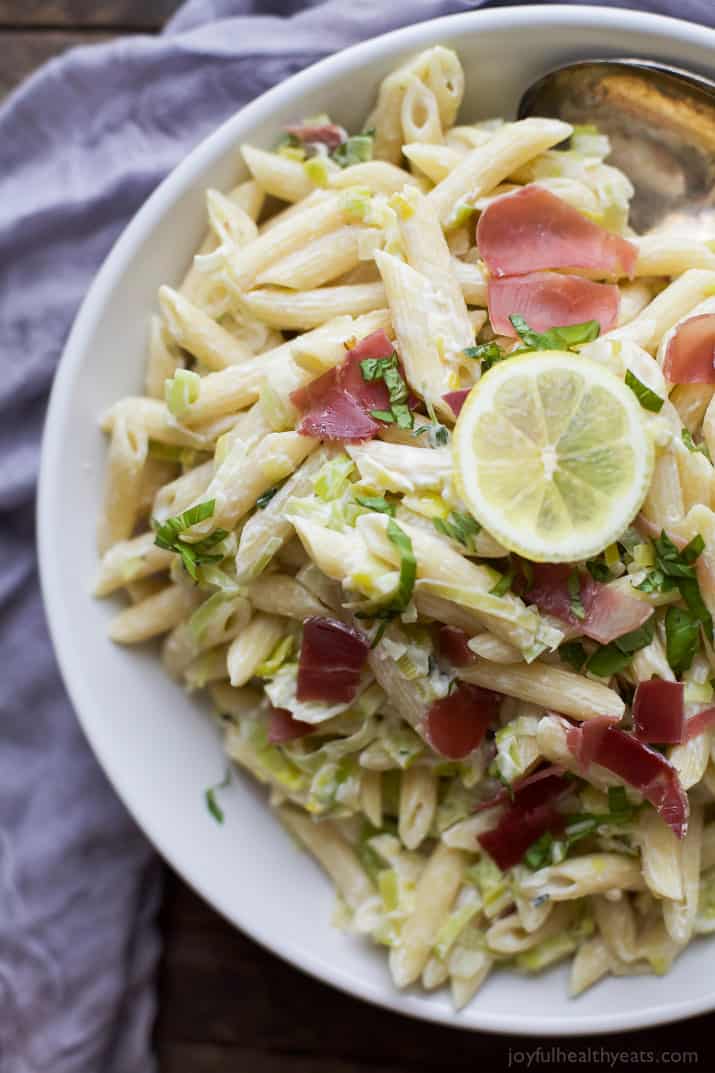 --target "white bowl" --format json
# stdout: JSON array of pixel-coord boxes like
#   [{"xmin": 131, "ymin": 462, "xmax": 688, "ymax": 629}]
[{"xmin": 38, "ymin": 4, "xmax": 715, "ymax": 1035}]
